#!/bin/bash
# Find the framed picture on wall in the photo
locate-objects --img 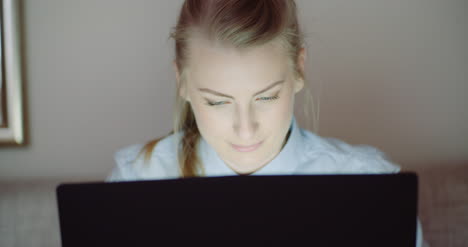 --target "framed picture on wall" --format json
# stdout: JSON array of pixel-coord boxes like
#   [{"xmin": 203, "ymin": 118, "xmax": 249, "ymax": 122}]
[{"xmin": 0, "ymin": 0, "xmax": 26, "ymax": 146}]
